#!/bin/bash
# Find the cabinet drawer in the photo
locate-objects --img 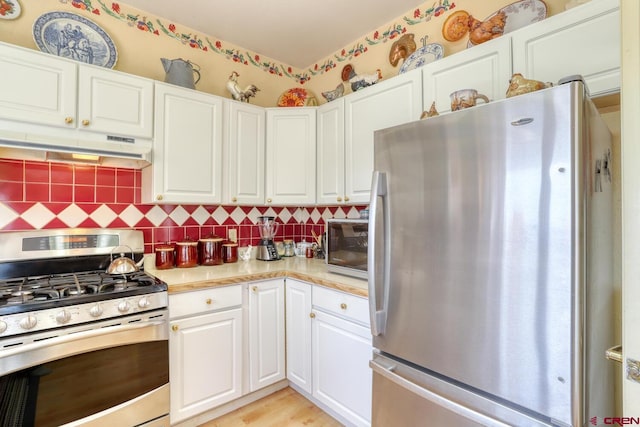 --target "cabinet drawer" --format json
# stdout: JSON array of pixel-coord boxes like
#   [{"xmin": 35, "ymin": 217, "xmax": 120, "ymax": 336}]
[
  {"xmin": 169, "ymin": 285, "xmax": 242, "ymax": 319},
  {"xmin": 312, "ymin": 286, "xmax": 370, "ymax": 326}
]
